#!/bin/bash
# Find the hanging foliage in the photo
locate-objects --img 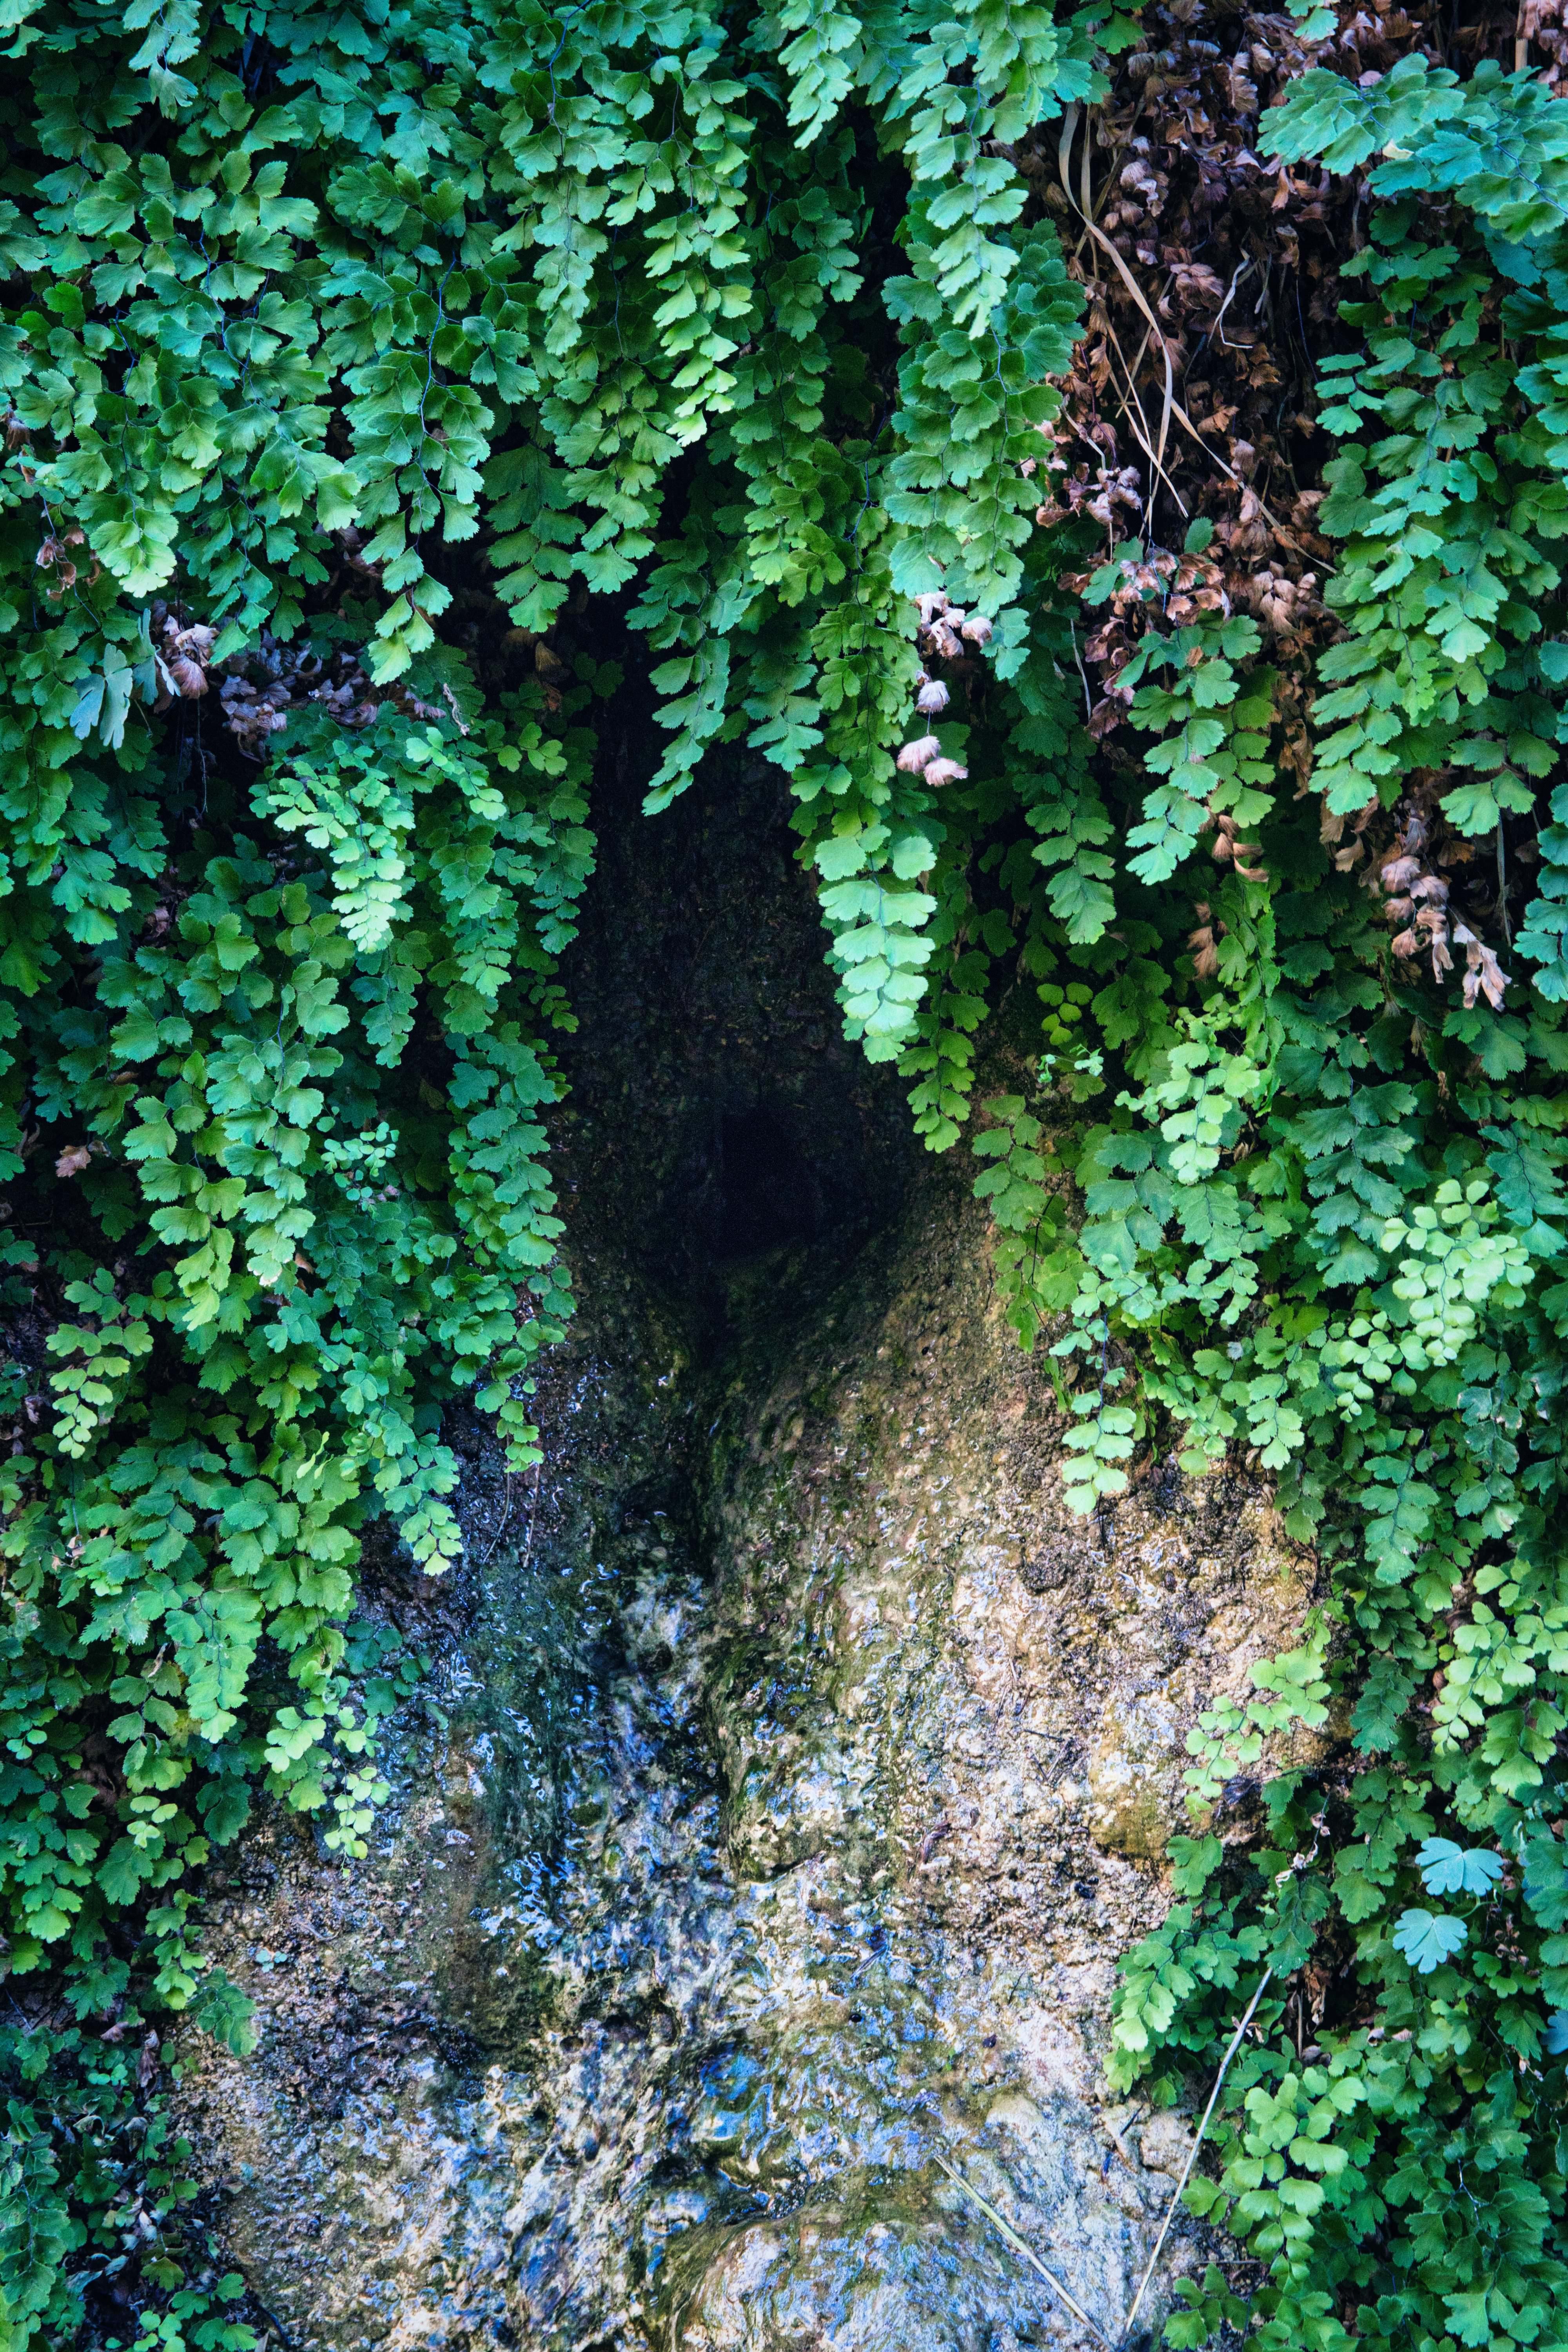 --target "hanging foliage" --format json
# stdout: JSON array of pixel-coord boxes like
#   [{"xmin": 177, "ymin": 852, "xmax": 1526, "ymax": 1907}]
[{"xmin": 4, "ymin": 0, "xmax": 1568, "ymax": 2342}]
